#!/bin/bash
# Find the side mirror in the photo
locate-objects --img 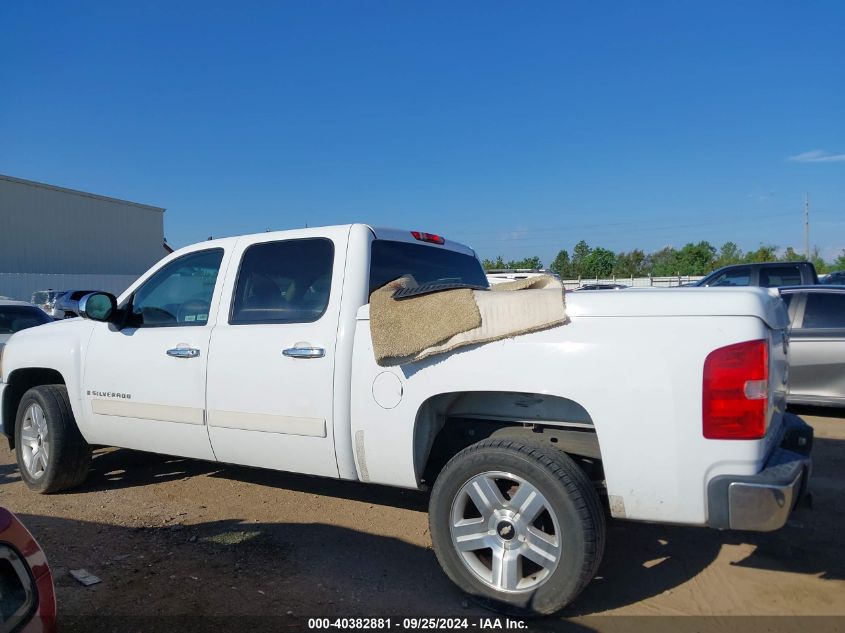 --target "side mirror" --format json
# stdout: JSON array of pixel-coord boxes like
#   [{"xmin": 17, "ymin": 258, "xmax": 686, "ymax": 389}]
[{"xmin": 78, "ymin": 292, "xmax": 117, "ymax": 322}]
